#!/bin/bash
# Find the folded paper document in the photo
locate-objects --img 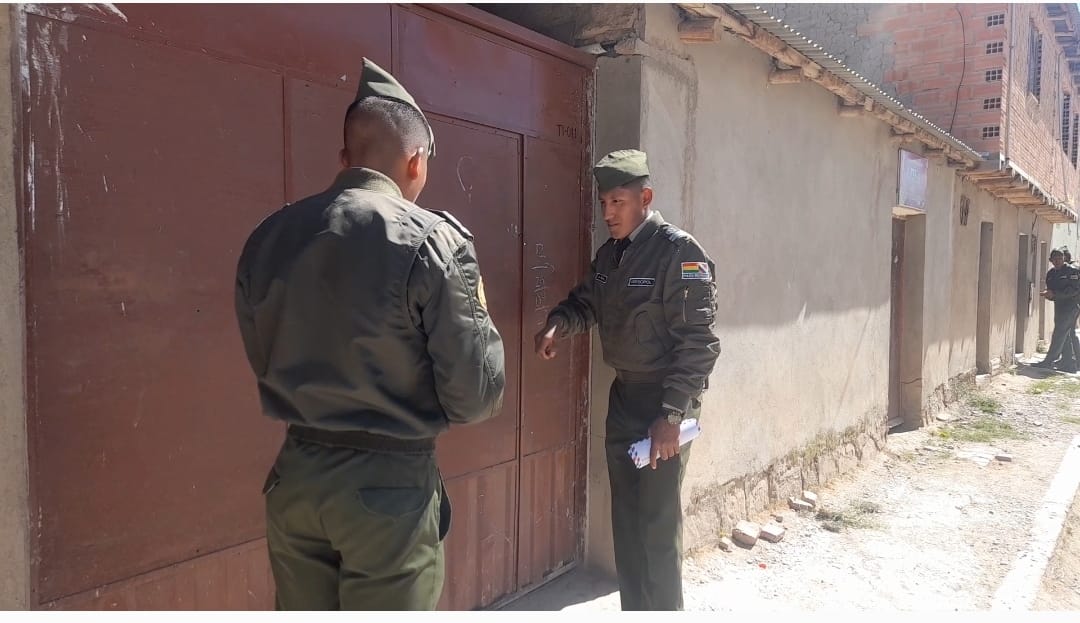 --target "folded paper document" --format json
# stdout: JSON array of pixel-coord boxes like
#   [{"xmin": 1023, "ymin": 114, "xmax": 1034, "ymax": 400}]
[{"xmin": 628, "ymin": 418, "xmax": 701, "ymax": 469}]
